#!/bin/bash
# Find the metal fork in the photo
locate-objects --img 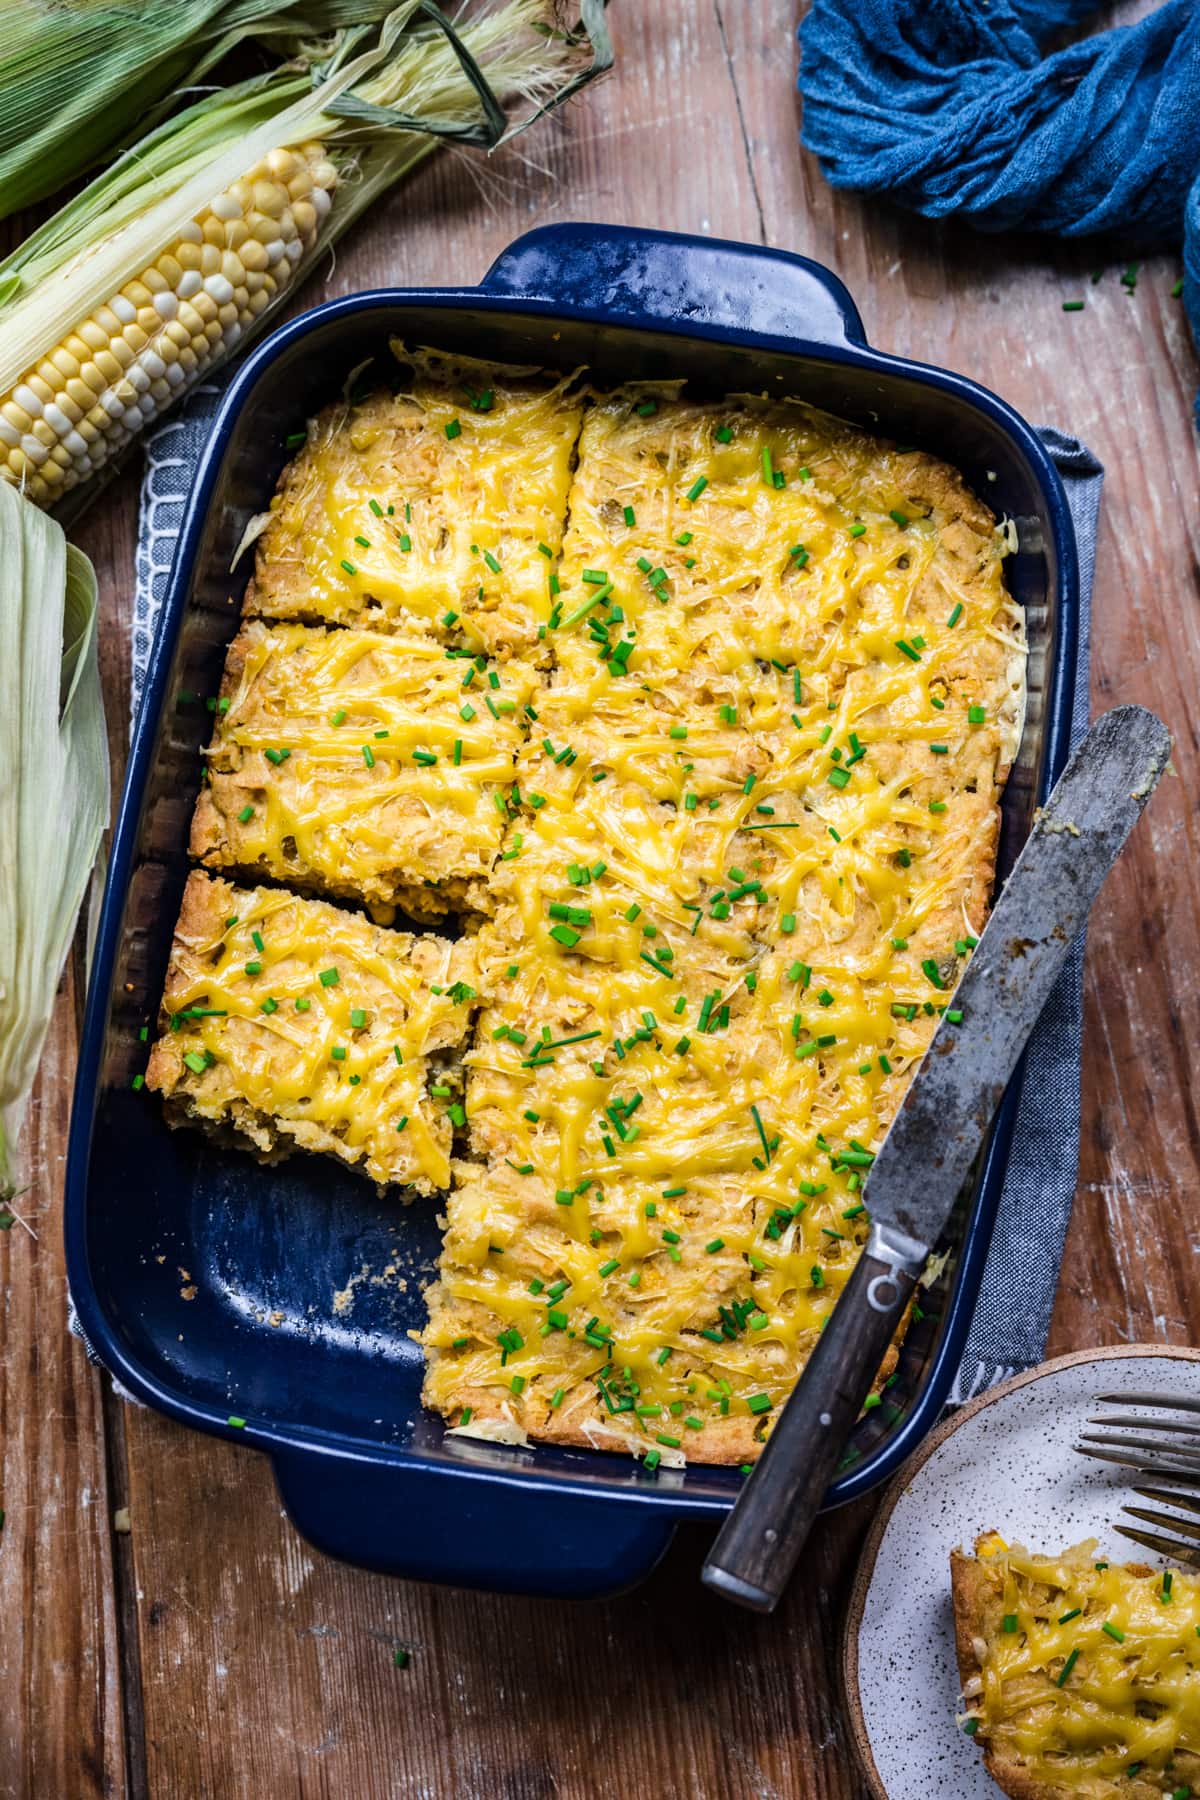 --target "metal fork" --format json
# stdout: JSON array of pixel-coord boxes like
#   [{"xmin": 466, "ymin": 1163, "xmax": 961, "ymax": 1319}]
[{"xmin": 1075, "ymin": 1392, "xmax": 1200, "ymax": 1567}]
